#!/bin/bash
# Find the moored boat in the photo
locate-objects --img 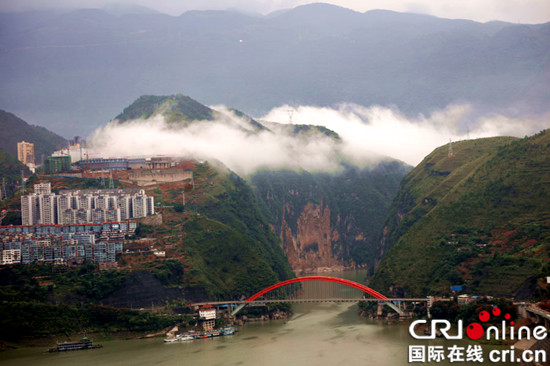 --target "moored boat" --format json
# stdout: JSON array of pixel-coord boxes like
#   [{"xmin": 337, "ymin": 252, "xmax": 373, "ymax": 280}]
[
  {"xmin": 49, "ymin": 337, "xmax": 102, "ymax": 352},
  {"xmin": 177, "ymin": 334, "xmax": 194, "ymax": 341},
  {"xmin": 164, "ymin": 327, "xmax": 238, "ymax": 343},
  {"xmin": 220, "ymin": 326, "xmax": 237, "ymax": 335}
]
